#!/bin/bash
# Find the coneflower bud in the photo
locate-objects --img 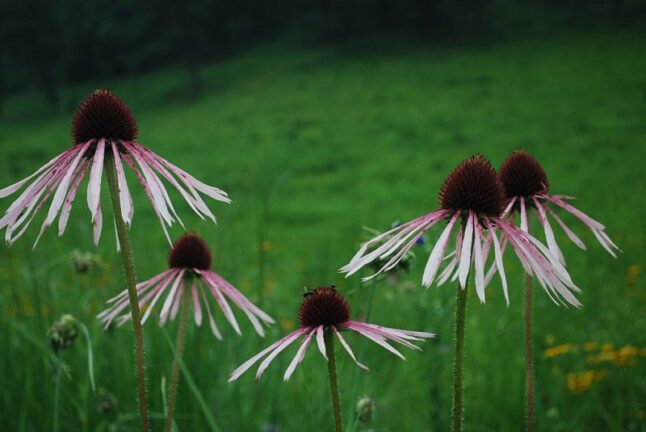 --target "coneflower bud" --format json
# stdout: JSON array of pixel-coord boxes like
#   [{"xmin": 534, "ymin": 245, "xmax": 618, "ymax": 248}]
[
  {"xmin": 356, "ymin": 396, "xmax": 375, "ymax": 424},
  {"xmin": 299, "ymin": 286, "xmax": 350, "ymax": 327},
  {"xmin": 439, "ymin": 155, "xmax": 504, "ymax": 218},
  {"xmin": 48, "ymin": 314, "xmax": 79, "ymax": 352},
  {"xmin": 499, "ymin": 150, "xmax": 549, "ymax": 199},
  {"xmin": 168, "ymin": 233, "xmax": 212, "ymax": 270},
  {"xmin": 71, "ymin": 89, "xmax": 138, "ymax": 145},
  {"xmin": 71, "ymin": 250, "xmax": 98, "ymax": 274}
]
